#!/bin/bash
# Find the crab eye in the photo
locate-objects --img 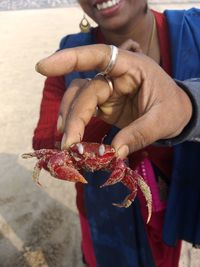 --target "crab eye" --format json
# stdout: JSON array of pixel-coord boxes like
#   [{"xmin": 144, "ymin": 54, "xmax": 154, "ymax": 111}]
[
  {"xmin": 98, "ymin": 144, "xmax": 105, "ymax": 156},
  {"xmin": 76, "ymin": 143, "xmax": 84, "ymax": 154}
]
